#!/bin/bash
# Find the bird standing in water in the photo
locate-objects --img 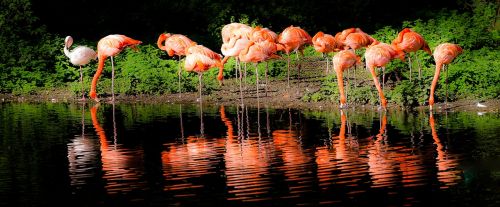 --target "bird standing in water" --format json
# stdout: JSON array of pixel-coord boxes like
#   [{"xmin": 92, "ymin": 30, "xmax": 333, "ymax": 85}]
[
  {"xmin": 332, "ymin": 50, "xmax": 361, "ymax": 108},
  {"xmin": 90, "ymin": 34, "xmax": 142, "ymax": 102},
  {"xmin": 429, "ymin": 43, "xmax": 462, "ymax": 110},
  {"xmin": 364, "ymin": 42, "xmax": 405, "ymax": 109},
  {"xmin": 64, "ymin": 36, "xmax": 97, "ymax": 100}
]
